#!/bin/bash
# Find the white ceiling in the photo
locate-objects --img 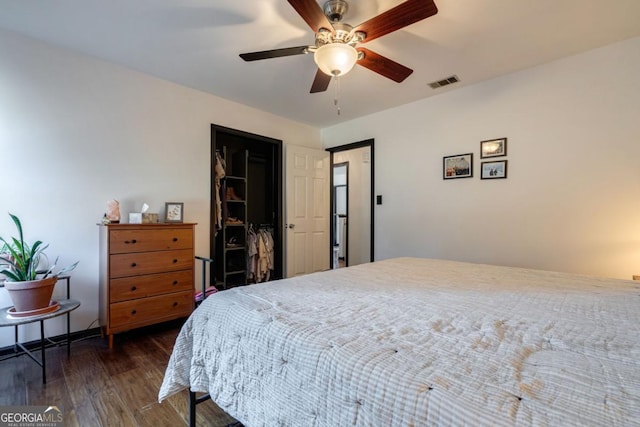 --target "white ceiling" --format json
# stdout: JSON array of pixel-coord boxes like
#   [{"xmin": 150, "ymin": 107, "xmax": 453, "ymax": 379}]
[{"xmin": 1, "ymin": 0, "xmax": 639, "ymax": 128}]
